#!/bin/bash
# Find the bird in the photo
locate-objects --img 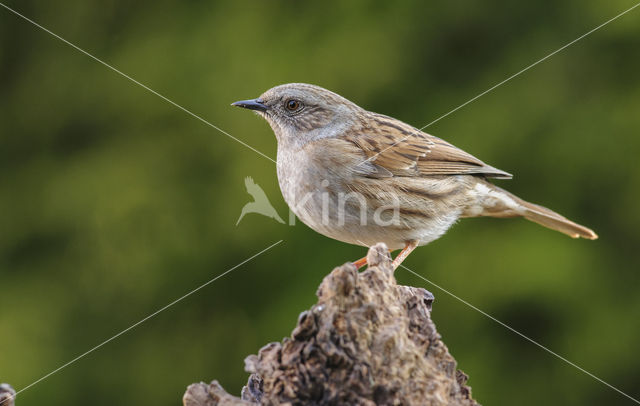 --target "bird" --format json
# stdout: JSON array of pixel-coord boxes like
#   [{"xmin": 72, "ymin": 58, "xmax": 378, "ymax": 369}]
[
  {"xmin": 232, "ymin": 83, "xmax": 597, "ymax": 269},
  {"xmin": 236, "ymin": 176, "xmax": 285, "ymax": 226}
]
